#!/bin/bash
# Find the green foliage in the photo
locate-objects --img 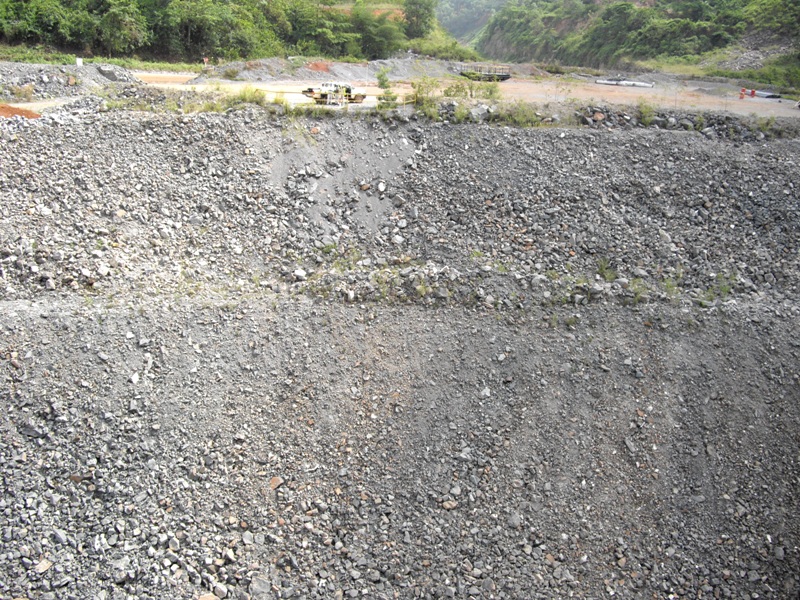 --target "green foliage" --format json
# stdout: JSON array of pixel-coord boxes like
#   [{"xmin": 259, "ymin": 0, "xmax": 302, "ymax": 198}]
[
  {"xmin": 404, "ymin": 0, "xmax": 438, "ymax": 39},
  {"xmin": 0, "ymin": 43, "xmax": 76, "ymax": 63},
  {"xmin": 436, "ymin": 0, "xmax": 504, "ymax": 41},
  {"xmin": 228, "ymin": 84, "xmax": 267, "ymax": 106},
  {"xmin": 405, "ymin": 33, "xmax": 480, "ymax": 60},
  {"xmin": 596, "ymin": 257, "xmax": 616, "ymax": 282},
  {"xmin": 476, "ymin": 0, "xmax": 798, "ymax": 69},
  {"xmin": 488, "ymin": 100, "xmax": 541, "ymax": 127},
  {"xmin": 443, "ymin": 79, "xmax": 500, "ymax": 99},
  {"xmin": 376, "ymin": 67, "xmax": 398, "ymax": 108},
  {"xmin": 744, "ymin": 0, "xmax": 800, "ymax": 39},
  {"xmin": 451, "ymin": 101, "xmax": 471, "ymax": 122},
  {"xmin": 411, "ymin": 75, "xmax": 439, "ymax": 116},
  {"xmin": 0, "ymin": 0, "xmax": 420, "ymax": 62},
  {"xmin": 98, "ymin": 0, "xmax": 149, "ymax": 55},
  {"xmin": 708, "ymin": 52, "xmax": 800, "ymax": 90},
  {"xmin": 351, "ymin": 1, "xmax": 406, "ymax": 59},
  {"xmin": 442, "ymin": 80, "xmax": 469, "ymax": 98},
  {"xmin": 637, "ymin": 99, "xmax": 655, "ymax": 126}
]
